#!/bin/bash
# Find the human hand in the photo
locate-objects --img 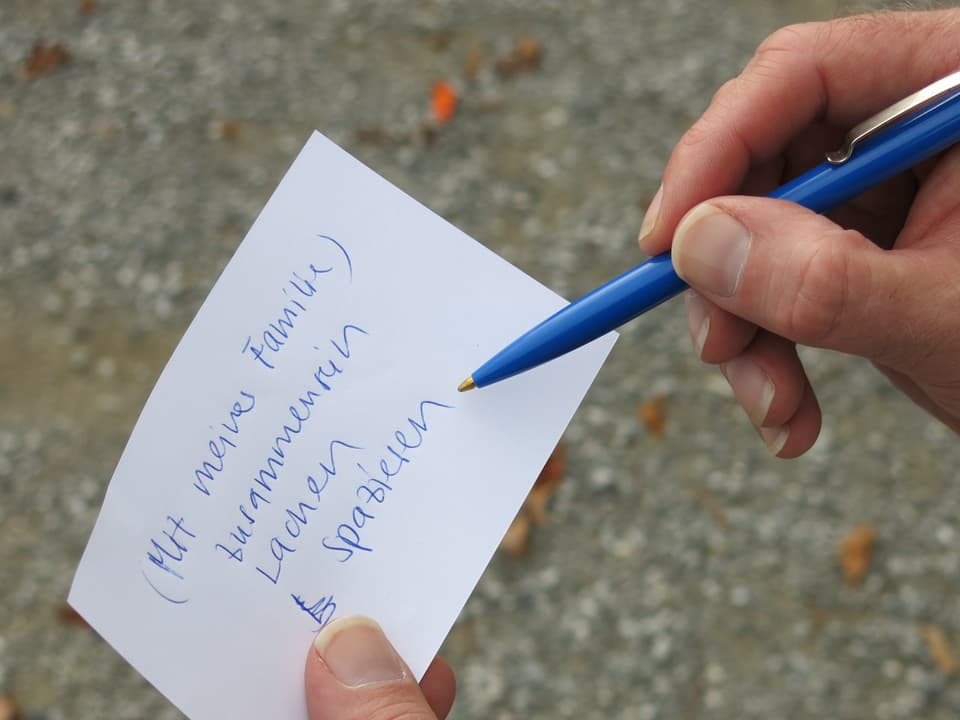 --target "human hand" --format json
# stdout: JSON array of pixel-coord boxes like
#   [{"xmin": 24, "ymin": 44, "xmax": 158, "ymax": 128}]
[
  {"xmin": 305, "ymin": 616, "xmax": 456, "ymax": 720},
  {"xmin": 638, "ymin": 9, "xmax": 960, "ymax": 457}
]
